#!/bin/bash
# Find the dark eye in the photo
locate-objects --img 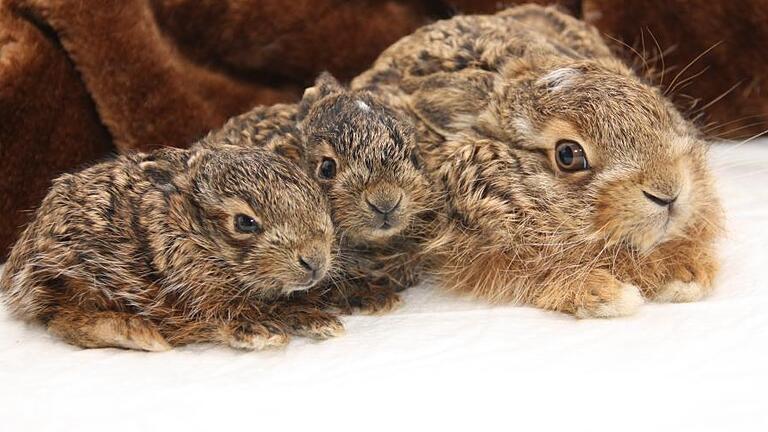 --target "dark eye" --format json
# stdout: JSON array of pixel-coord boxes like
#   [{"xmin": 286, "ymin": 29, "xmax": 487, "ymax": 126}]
[
  {"xmin": 555, "ymin": 140, "xmax": 589, "ymax": 171},
  {"xmin": 409, "ymin": 151, "xmax": 422, "ymax": 169},
  {"xmin": 318, "ymin": 158, "xmax": 337, "ymax": 179},
  {"xmin": 234, "ymin": 214, "xmax": 262, "ymax": 234}
]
